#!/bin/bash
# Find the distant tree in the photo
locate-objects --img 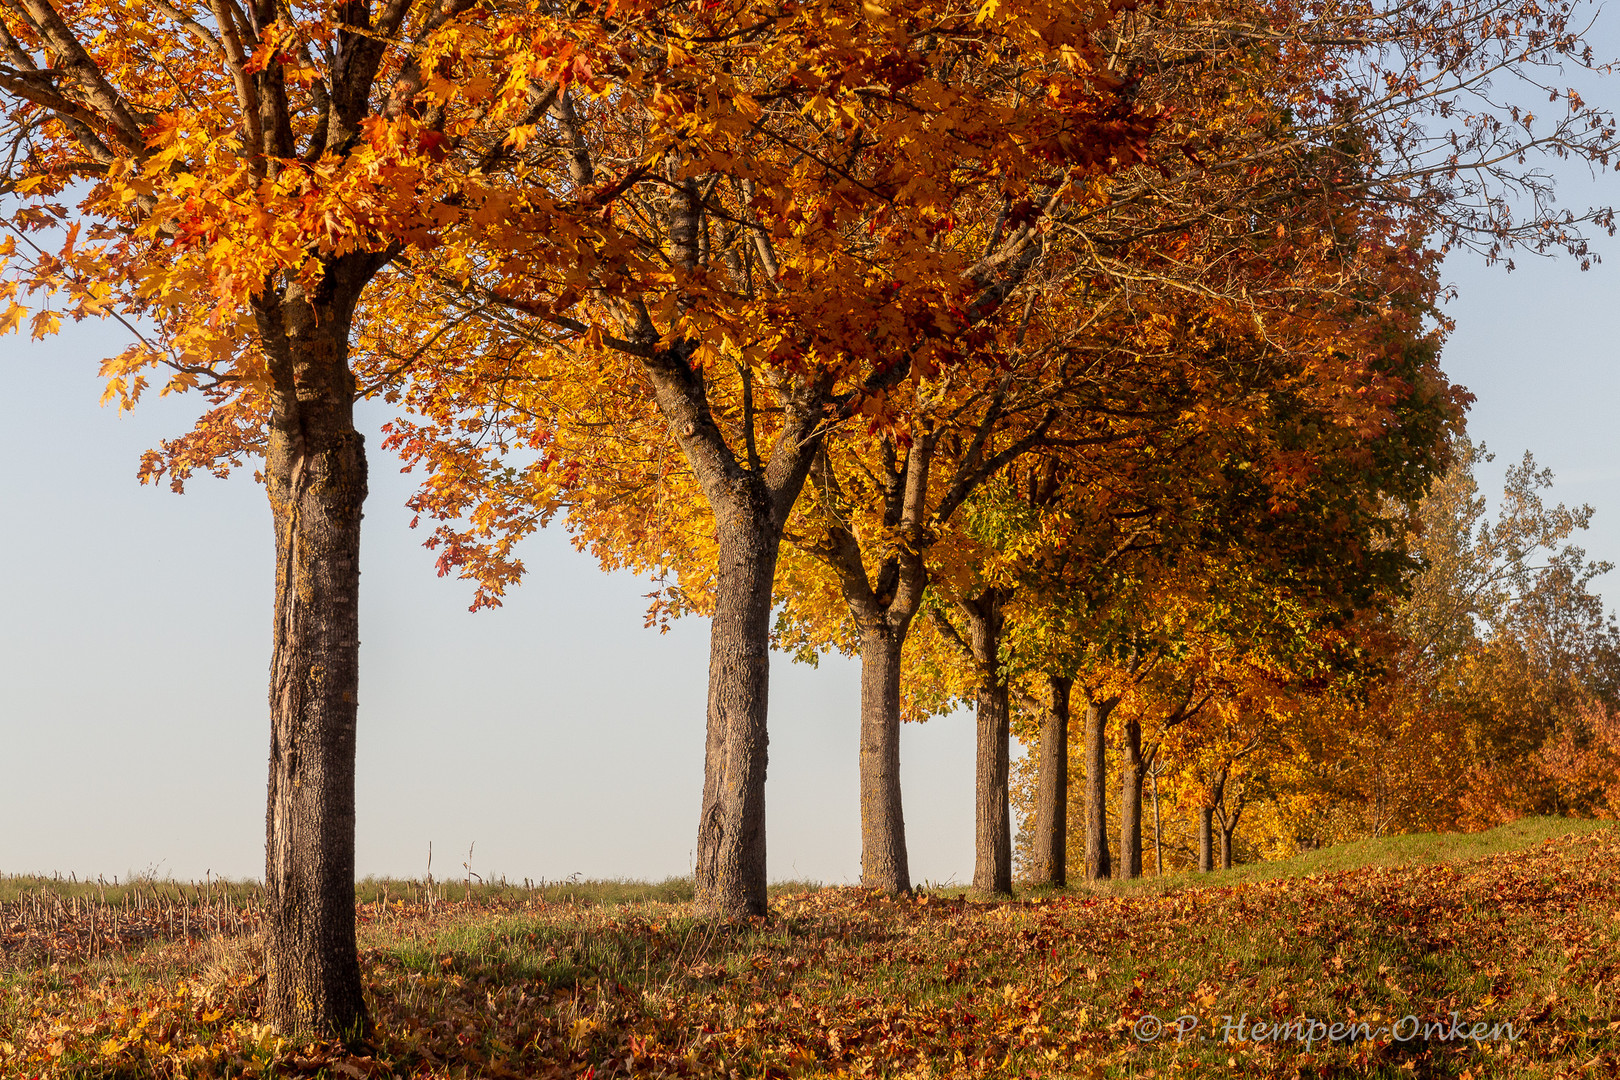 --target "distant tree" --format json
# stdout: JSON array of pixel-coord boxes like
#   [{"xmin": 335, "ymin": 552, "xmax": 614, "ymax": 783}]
[{"xmin": 1250, "ymin": 440, "xmax": 1620, "ymax": 842}]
